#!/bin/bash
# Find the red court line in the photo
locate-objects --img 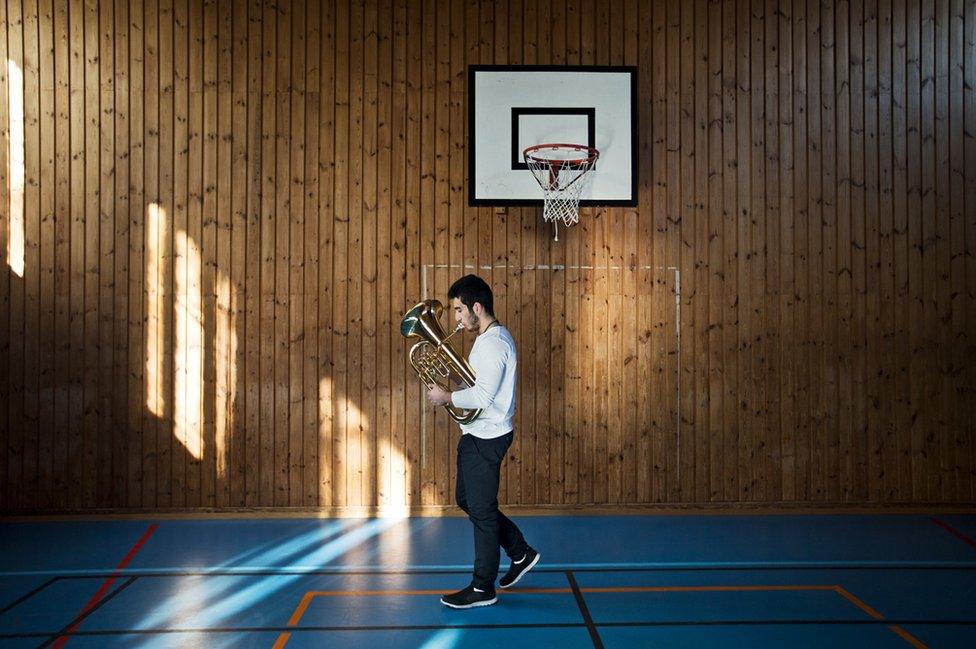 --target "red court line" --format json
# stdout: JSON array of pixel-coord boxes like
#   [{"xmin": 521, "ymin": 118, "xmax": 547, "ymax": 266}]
[
  {"xmin": 52, "ymin": 523, "xmax": 158, "ymax": 648},
  {"xmin": 929, "ymin": 517, "xmax": 976, "ymax": 551}
]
